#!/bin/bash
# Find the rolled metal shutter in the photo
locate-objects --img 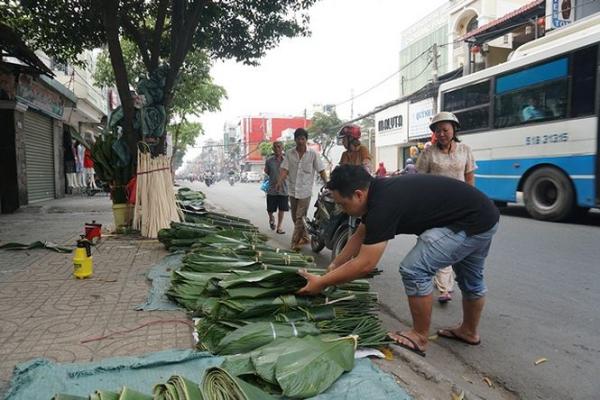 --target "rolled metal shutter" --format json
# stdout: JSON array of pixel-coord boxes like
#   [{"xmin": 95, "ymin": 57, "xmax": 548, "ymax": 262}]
[{"xmin": 24, "ymin": 111, "xmax": 55, "ymax": 202}]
